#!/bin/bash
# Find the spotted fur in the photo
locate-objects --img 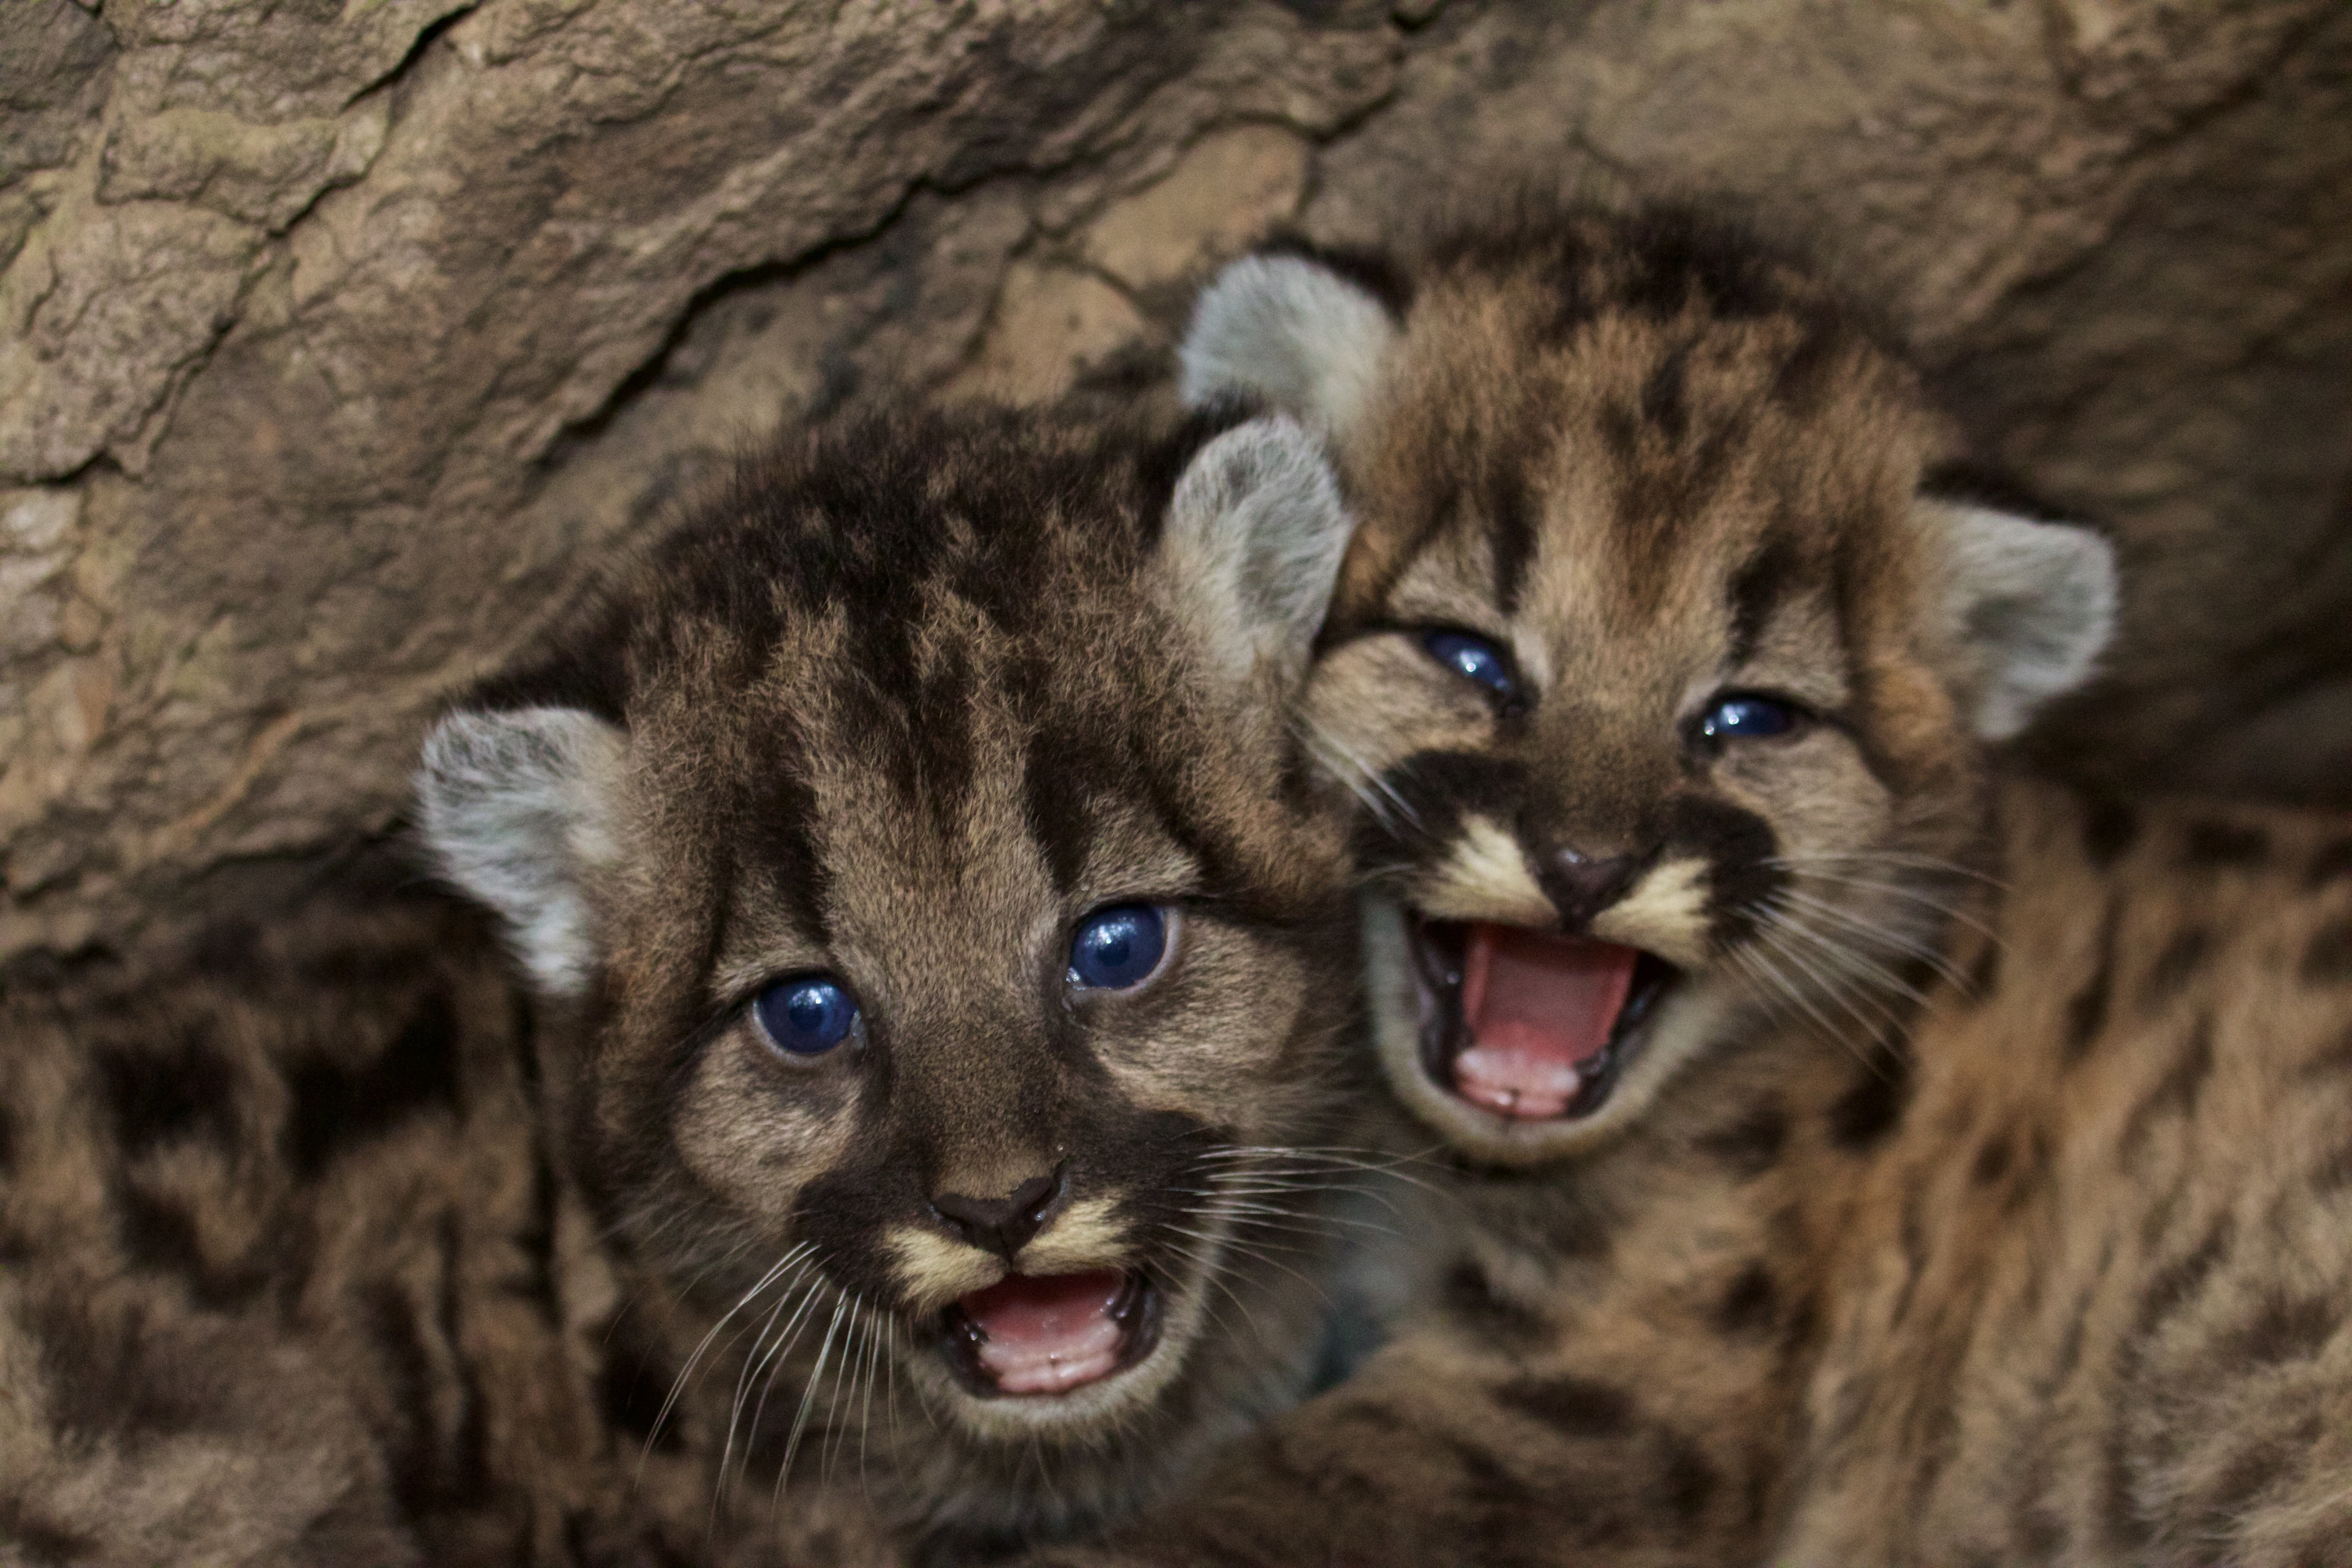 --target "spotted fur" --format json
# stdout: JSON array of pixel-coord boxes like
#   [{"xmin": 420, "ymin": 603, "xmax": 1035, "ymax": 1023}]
[
  {"xmin": 0, "ymin": 400, "xmax": 1396, "ymax": 1562},
  {"xmin": 1022, "ymin": 208, "xmax": 2352, "ymax": 1566}
]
